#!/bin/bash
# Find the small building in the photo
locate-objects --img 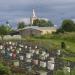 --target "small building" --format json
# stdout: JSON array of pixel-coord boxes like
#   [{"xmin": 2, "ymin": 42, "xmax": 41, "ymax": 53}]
[{"xmin": 18, "ymin": 26, "xmax": 56, "ymax": 37}]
